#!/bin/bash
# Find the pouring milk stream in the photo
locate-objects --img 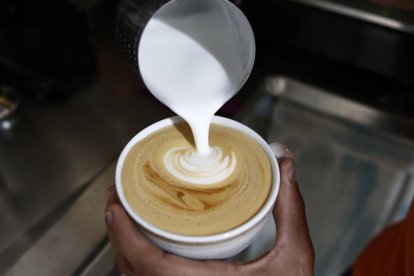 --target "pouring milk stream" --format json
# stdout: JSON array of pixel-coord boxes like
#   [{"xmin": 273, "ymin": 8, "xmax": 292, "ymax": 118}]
[{"xmin": 138, "ymin": 0, "xmax": 255, "ymax": 185}]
